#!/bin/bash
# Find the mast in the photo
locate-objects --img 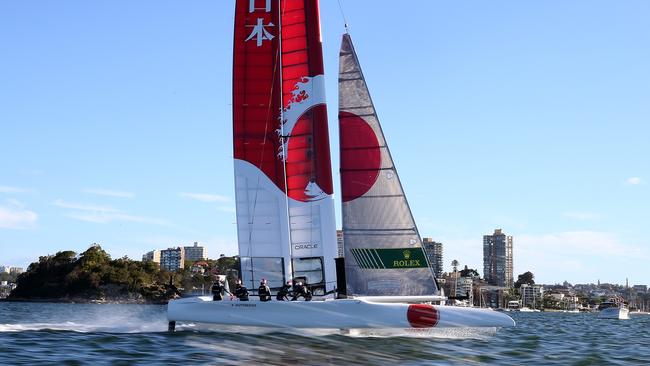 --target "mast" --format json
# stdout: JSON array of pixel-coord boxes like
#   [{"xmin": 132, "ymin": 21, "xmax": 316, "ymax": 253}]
[
  {"xmin": 233, "ymin": 0, "xmax": 337, "ymax": 293},
  {"xmin": 338, "ymin": 33, "xmax": 440, "ymax": 297}
]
